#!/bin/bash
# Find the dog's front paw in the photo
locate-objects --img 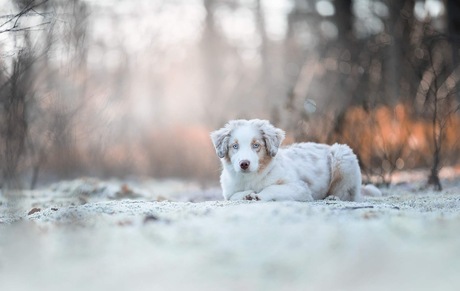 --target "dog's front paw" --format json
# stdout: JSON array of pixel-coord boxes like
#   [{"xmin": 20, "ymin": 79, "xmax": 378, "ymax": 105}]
[
  {"xmin": 324, "ymin": 195, "xmax": 340, "ymax": 201},
  {"xmin": 229, "ymin": 190, "xmax": 256, "ymax": 201},
  {"xmin": 244, "ymin": 193, "xmax": 260, "ymax": 201}
]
